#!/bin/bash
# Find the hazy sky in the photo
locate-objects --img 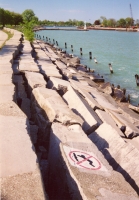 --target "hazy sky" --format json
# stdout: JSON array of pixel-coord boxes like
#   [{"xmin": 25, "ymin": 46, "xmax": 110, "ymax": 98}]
[{"xmin": 0, "ymin": 0, "xmax": 139, "ymax": 23}]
